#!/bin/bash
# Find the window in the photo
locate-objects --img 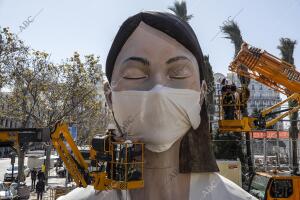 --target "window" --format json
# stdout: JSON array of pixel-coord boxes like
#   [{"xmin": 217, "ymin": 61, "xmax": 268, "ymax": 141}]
[
  {"xmin": 270, "ymin": 179, "xmax": 293, "ymax": 198},
  {"xmin": 252, "ymin": 85, "xmax": 255, "ymax": 90},
  {"xmin": 260, "ymin": 85, "xmax": 263, "ymax": 90}
]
